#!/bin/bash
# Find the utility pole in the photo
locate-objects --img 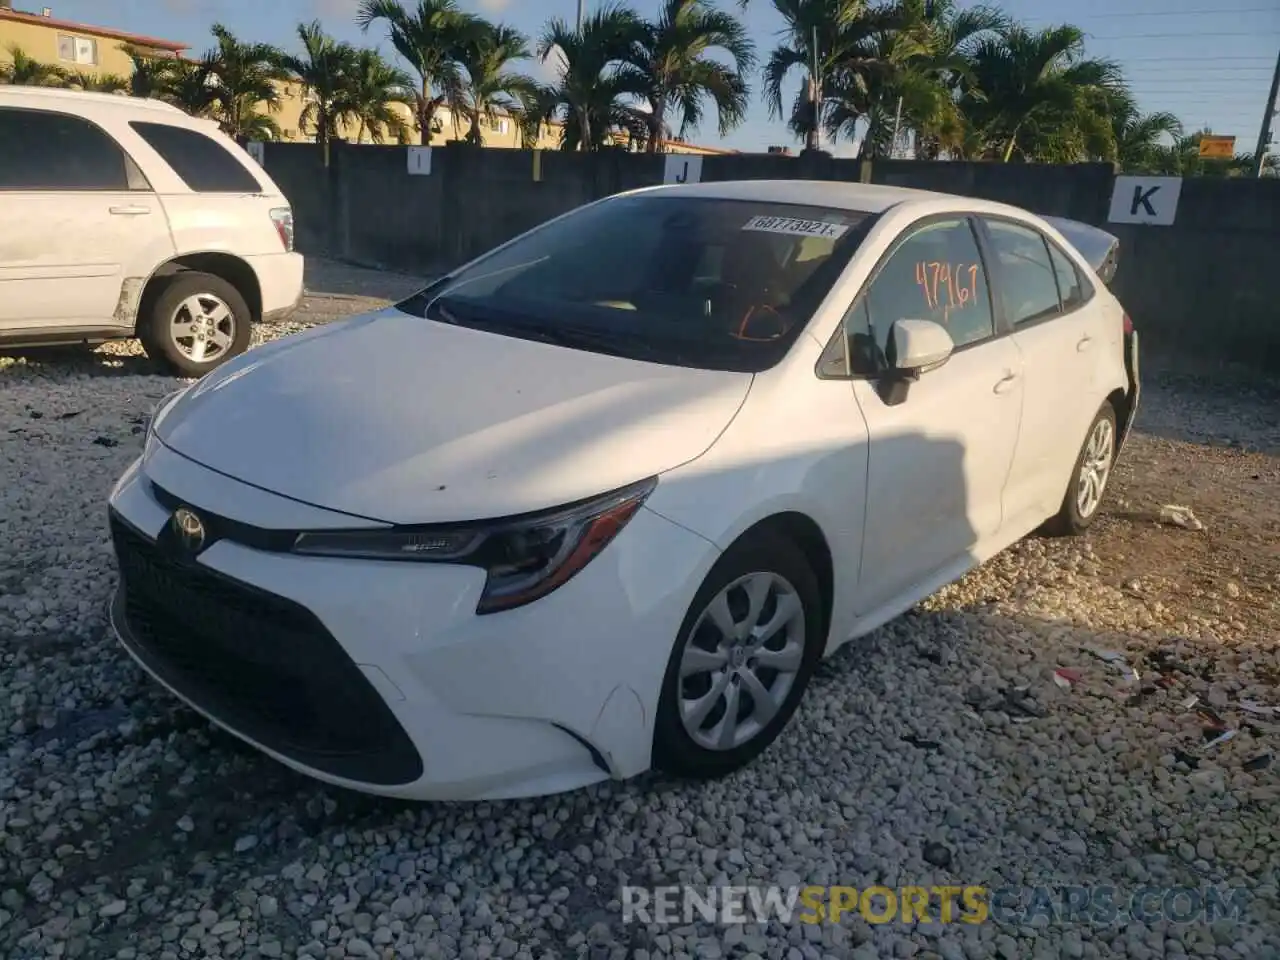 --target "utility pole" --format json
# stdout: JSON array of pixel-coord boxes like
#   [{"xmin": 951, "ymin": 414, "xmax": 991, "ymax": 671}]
[
  {"xmin": 576, "ymin": 0, "xmax": 584, "ymax": 32},
  {"xmin": 1253, "ymin": 47, "xmax": 1280, "ymax": 178}
]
